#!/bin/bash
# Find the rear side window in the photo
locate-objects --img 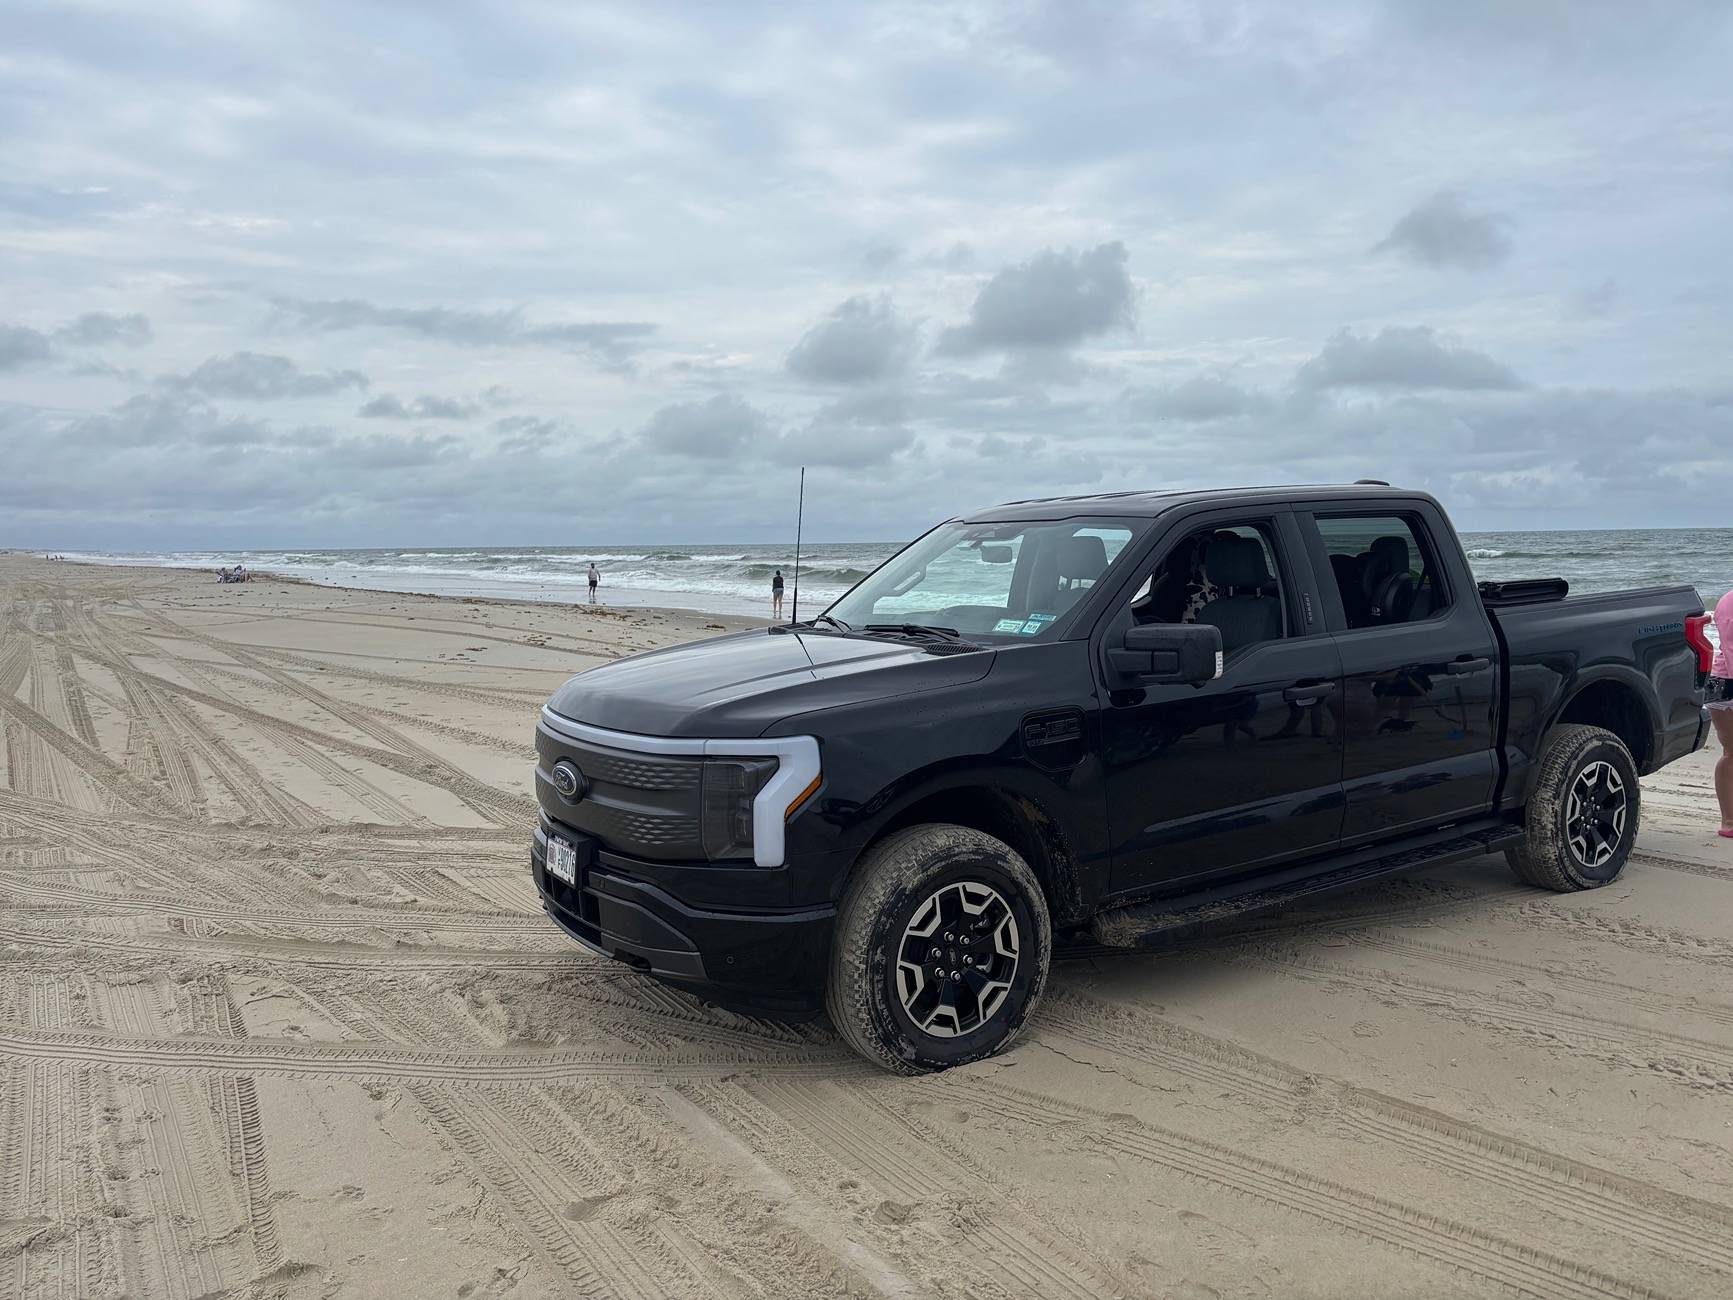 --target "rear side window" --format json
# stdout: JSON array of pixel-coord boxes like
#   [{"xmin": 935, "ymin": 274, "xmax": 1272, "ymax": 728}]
[{"xmin": 1314, "ymin": 514, "xmax": 1449, "ymax": 630}]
